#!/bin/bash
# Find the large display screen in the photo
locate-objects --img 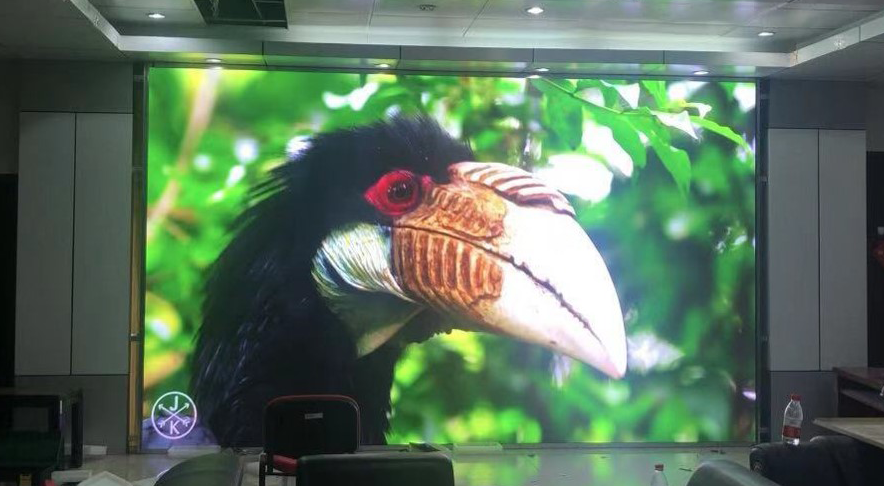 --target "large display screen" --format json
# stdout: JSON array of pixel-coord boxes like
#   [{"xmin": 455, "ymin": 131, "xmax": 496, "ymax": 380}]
[{"xmin": 143, "ymin": 67, "xmax": 756, "ymax": 449}]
